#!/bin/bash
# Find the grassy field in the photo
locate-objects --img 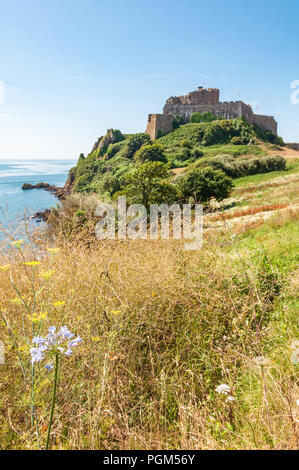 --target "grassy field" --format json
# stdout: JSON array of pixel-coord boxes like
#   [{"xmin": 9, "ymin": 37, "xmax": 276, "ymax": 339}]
[{"xmin": 0, "ymin": 160, "xmax": 298, "ymax": 450}]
